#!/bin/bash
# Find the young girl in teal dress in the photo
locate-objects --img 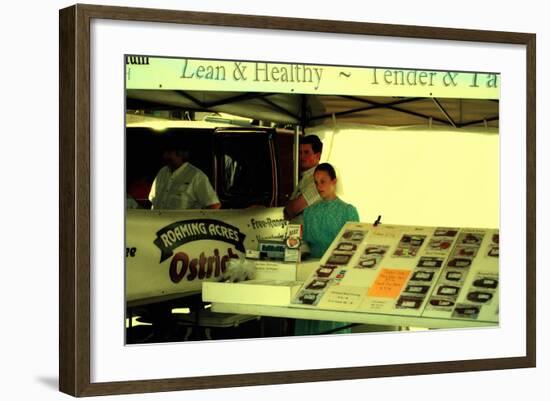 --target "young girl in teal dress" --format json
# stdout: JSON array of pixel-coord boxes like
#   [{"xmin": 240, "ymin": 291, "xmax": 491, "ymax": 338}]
[
  {"xmin": 295, "ymin": 163, "xmax": 359, "ymax": 336},
  {"xmin": 303, "ymin": 164, "xmax": 359, "ymax": 258}
]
